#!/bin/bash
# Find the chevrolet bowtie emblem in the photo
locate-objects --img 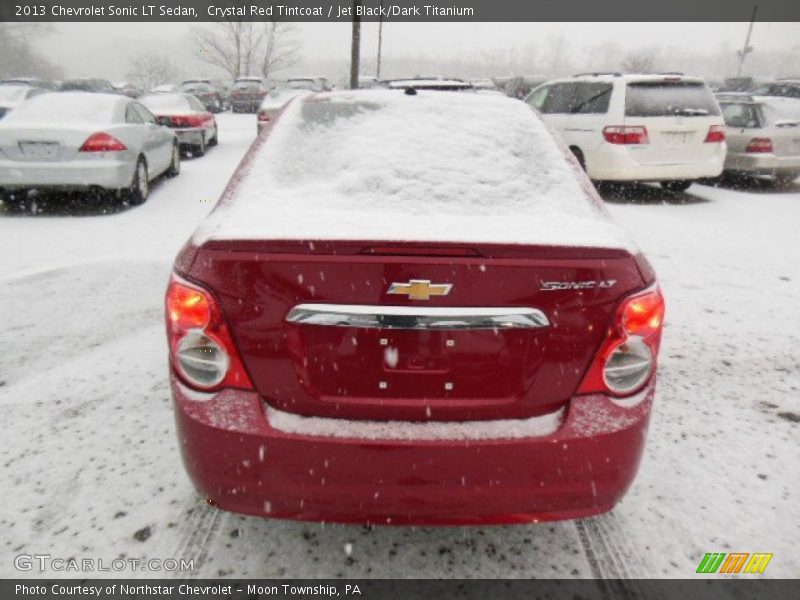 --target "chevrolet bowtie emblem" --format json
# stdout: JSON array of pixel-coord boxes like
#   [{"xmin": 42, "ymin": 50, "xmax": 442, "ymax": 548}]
[{"xmin": 387, "ymin": 279, "xmax": 453, "ymax": 301}]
